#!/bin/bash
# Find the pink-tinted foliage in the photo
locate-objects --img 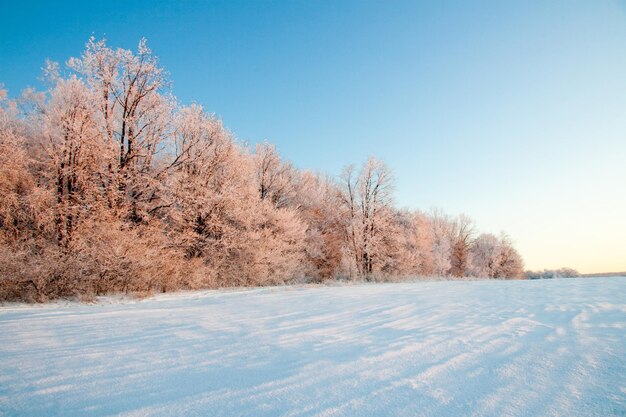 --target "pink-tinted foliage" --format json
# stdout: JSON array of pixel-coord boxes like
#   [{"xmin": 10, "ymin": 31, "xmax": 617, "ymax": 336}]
[{"xmin": 0, "ymin": 40, "xmax": 526, "ymax": 302}]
